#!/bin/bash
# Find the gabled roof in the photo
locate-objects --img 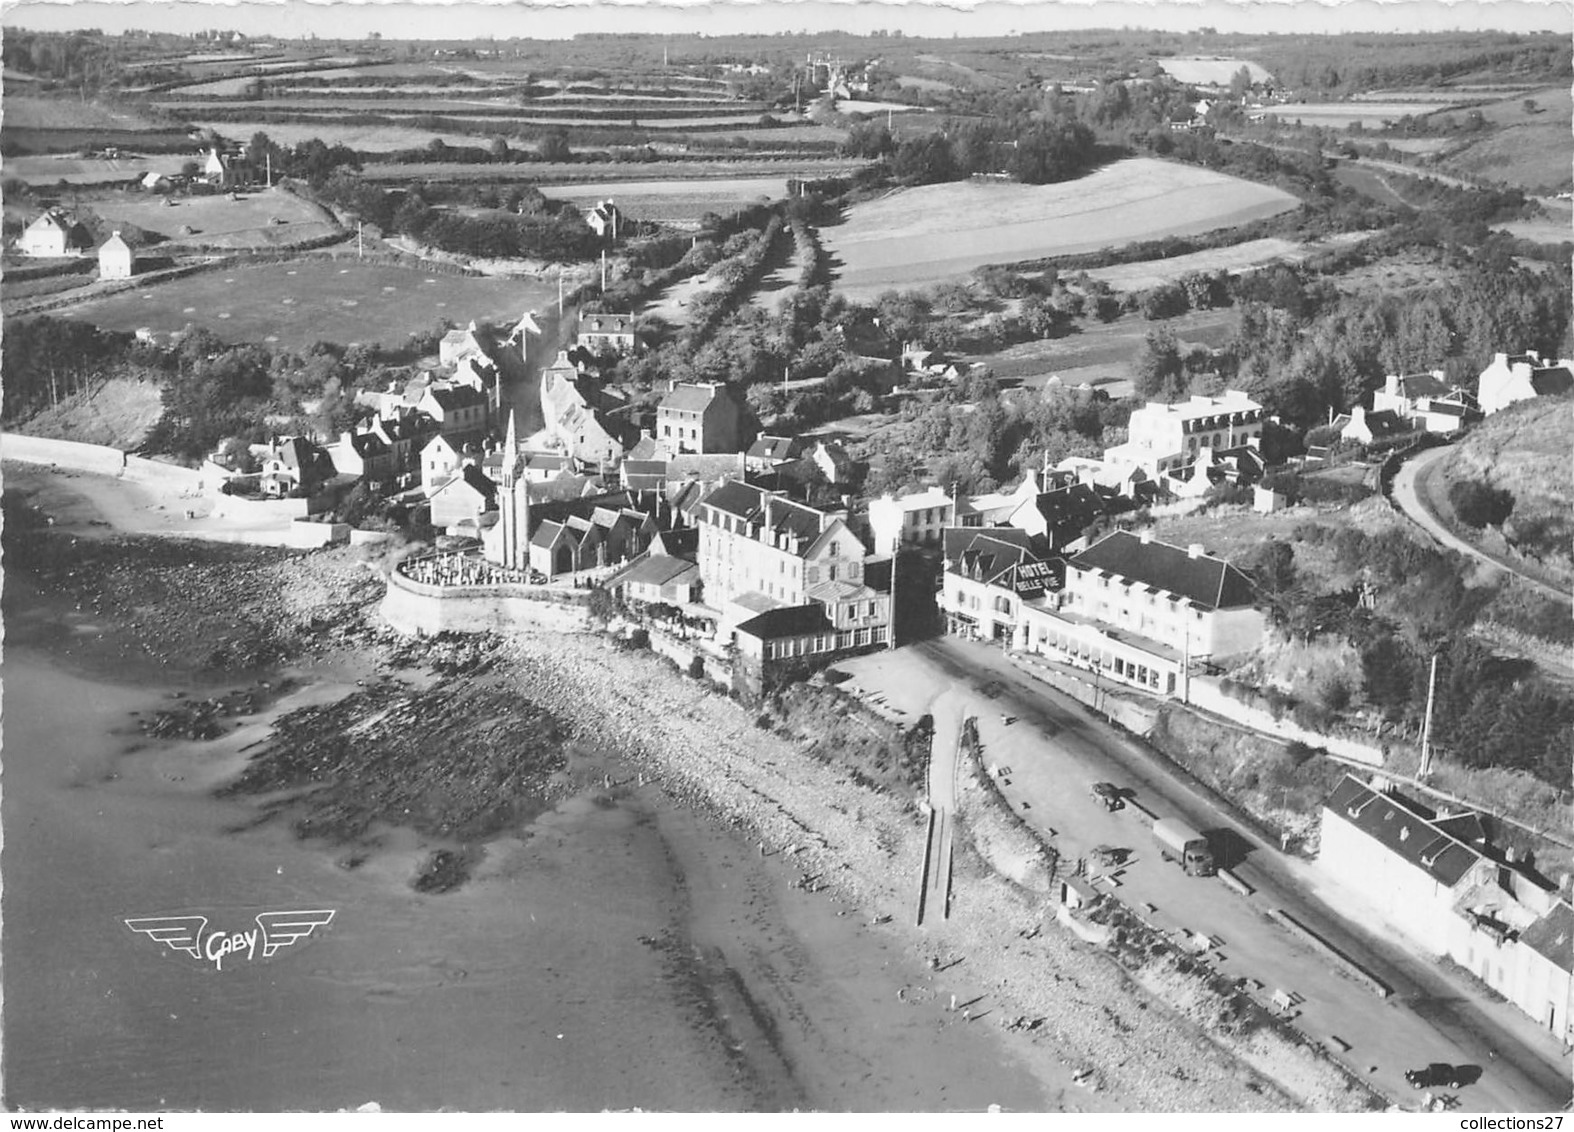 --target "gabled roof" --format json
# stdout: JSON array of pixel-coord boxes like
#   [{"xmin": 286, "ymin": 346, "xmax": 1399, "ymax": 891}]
[
  {"xmin": 607, "ymin": 553, "xmax": 700, "ymax": 590},
  {"xmin": 701, "ymin": 481, "xmax": 828, "ymax": 547},
  {"xmin": 531, "ymin": 519, "xmax": 571, "ymax": 549},
  {"xmin": 1070, "ymin": 531, "xmax": 1254, "ymax": 611},
  {"xmin": 426, "ymin": 385, "xmax": 488, "ymax": 412},
  {"xmin": 1023, "ymin": 483, "xmax": 1107, "ymax": 535},
  {"xmin": 1324, "ymin": 776, "xmax": 1483, "ymax": 889},
  {"xmin": 943, "ymin": 524, "xmax": 1031, "ymax": 563},
  {"xmin": 660, "ymin": 383, "xmax": 728, "ymax": 414},
  {"xmin": 735, "ymin": 603, "xmax": 835, "ymax": 642},
  {"xmin": 1519, "ymin": 901, "xmax": 1574, "ymax": 974},
  {"xmin": 349, "ymin": 432, "xmax": 389, "ymax": 459},
  {"xmin": 628, "ymin": 435, "xmax": 674, "ymax": 462},
  {"xmin": 1393, "ymin": 371, "xmax": 1451, "ymax": 399},
  {"xmin": 620, "ymin": 459, "xmax": 668, "ymax": 492},
  {"xmin": 748, "ymin": 435, "xmax": 802, "ymax": 461}
]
